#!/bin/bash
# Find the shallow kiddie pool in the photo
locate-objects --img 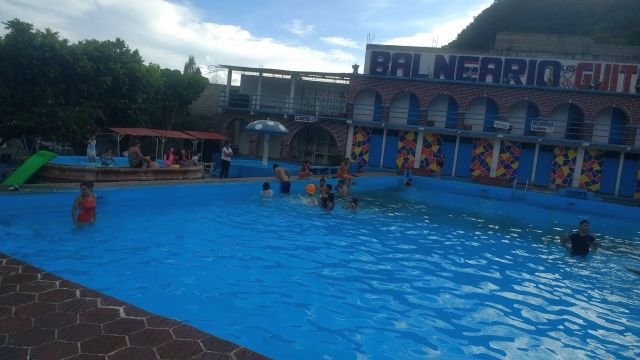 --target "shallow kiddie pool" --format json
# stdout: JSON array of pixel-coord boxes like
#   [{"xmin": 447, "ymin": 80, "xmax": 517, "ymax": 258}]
[{"xmin": 2, "ymin": 177, "xmax": 639, "ymax": 359}]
